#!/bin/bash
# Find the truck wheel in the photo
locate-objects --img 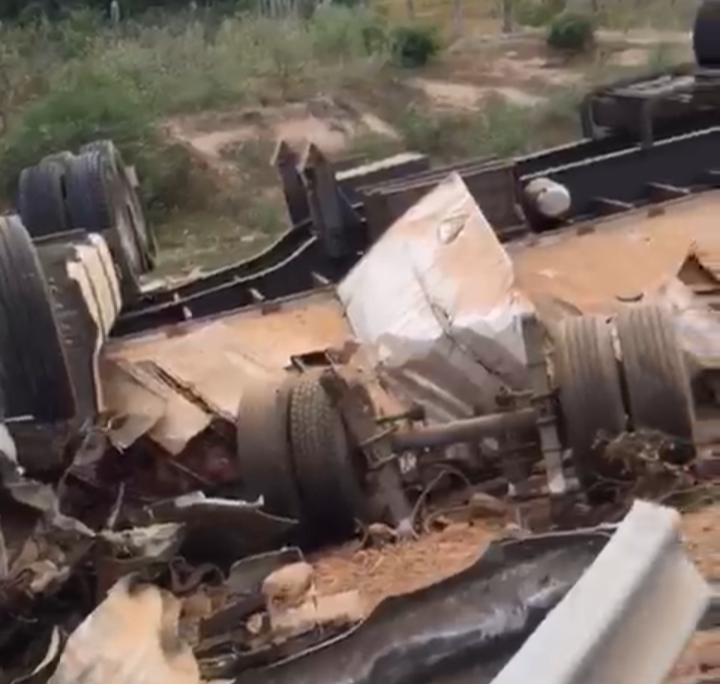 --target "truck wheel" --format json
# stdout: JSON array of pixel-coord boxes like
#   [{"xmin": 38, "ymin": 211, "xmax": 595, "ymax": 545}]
[
  {"xmin": 236, "ymin": 378, "xmax": 302, "ymax": 520},
  {"xmin": 694, "ymin": 0, "xmax": 720, "ymax": 68},
  {"xmin": 615, "ymin": 305, "xmax": 695, "ymax": 463},
  {"xmin": 553, "ymin": 315, "xmax": 627, "ymax": 498},
  {"xmin": 289, "ymin": 375, "xmax": 362, "ymax": 537},
  {"xmin": 0, "ymin": 216, "xmax": 75, "ymax": 422},
  {"xmin": 81, "ymin": 140, "xmax": 156, "ymax": 270},
  {"xmin": 65, "ymin": 150, "xmax": 143, "ymax": 301},
  {"xmin": 18, "ymin": 156, "xmax": 72, "ymax": 238}
]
